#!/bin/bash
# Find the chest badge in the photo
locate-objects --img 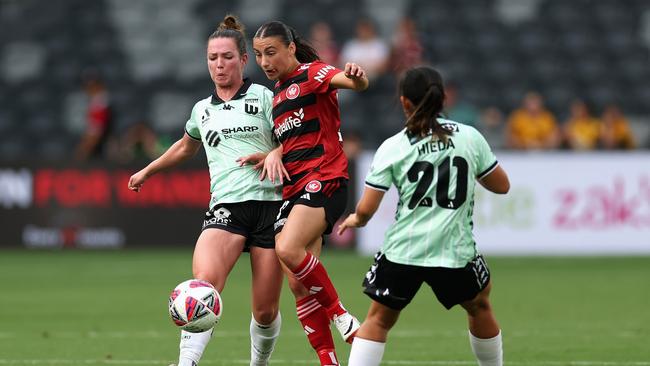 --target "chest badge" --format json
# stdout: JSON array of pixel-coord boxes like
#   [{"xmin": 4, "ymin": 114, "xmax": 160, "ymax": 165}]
[{"xmin": 286, "ymin": 83, "xmax": 300, "ymax": 100}]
